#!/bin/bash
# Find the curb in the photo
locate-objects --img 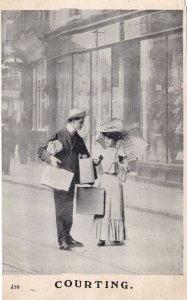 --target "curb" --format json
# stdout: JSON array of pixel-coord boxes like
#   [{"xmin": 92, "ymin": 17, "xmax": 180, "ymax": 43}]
[
  {"xmin": 2, "ymin": 178, "xmax": 50, "ymax": 192},
  {"xmin": 3, "ymin": 178, "xmax": 183, "ymax": 221}
]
